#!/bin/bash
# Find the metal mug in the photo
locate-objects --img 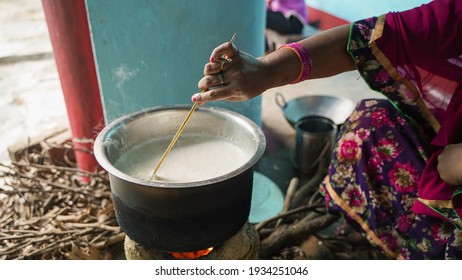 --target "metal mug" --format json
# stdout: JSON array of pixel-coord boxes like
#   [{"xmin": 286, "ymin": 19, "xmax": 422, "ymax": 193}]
[{"xmin": 292, "ymin": 116, "xmax": 338, "ymax": 175}]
